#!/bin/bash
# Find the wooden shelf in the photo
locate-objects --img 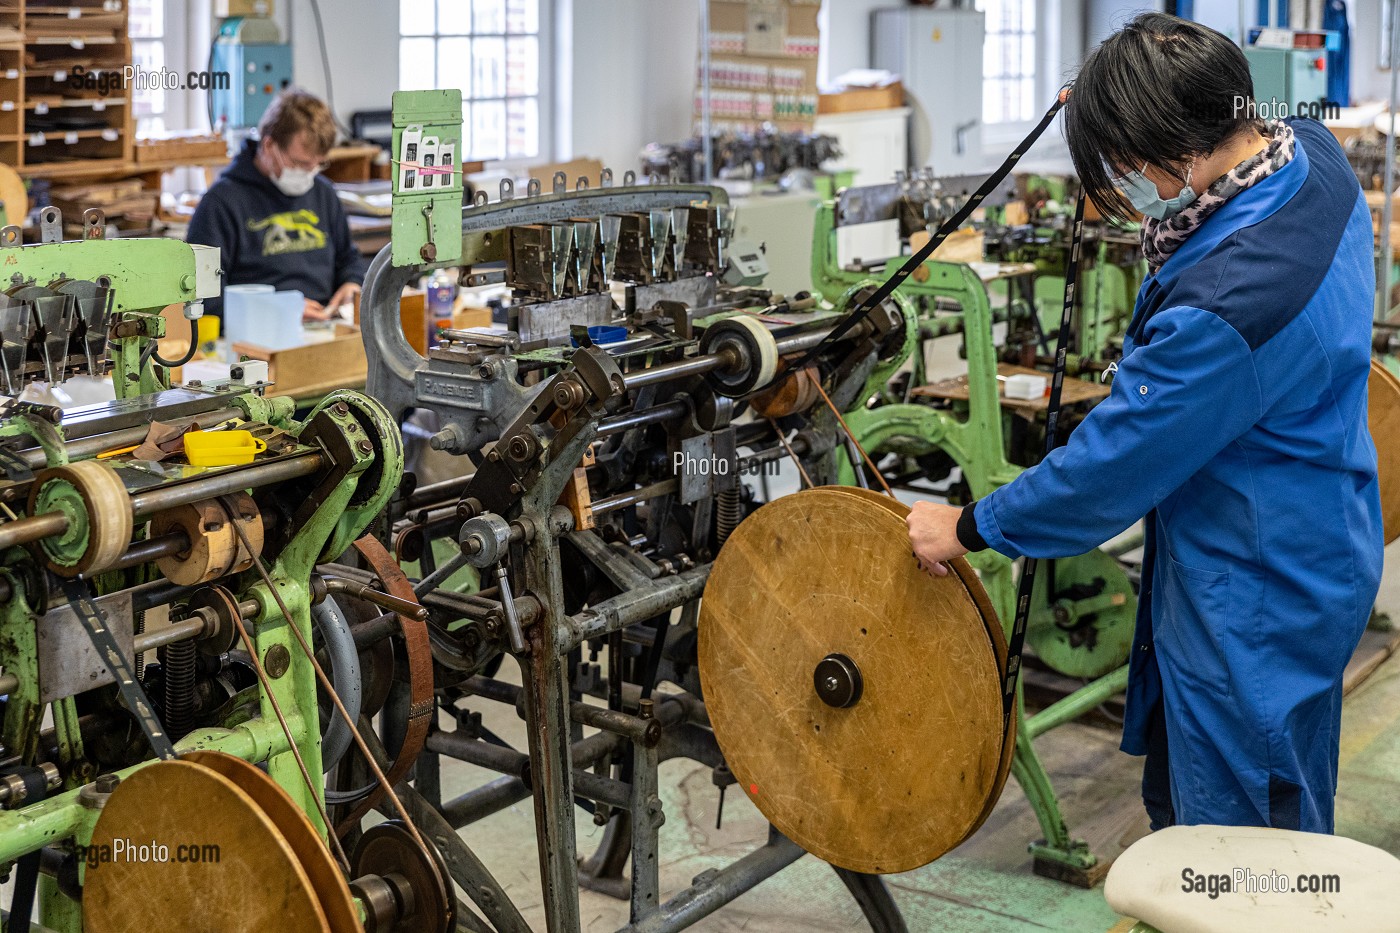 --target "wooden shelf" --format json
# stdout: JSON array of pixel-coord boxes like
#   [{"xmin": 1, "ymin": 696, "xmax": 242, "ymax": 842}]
[
  {"xmin": 0, "ymin": 1, "xmax": 133, "ymax": 177},
  {"xmin": 18, "ymin": 155, "xmax": 224, "ymax": 179}
]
